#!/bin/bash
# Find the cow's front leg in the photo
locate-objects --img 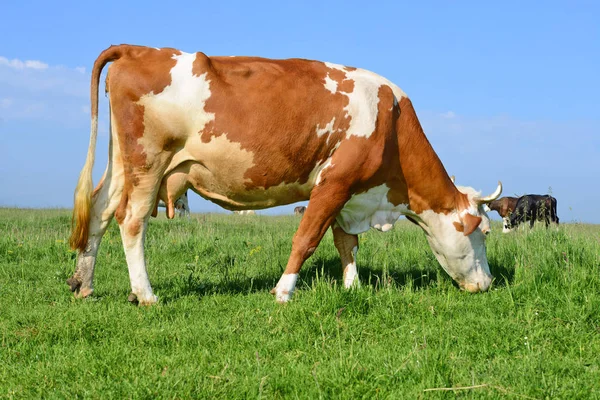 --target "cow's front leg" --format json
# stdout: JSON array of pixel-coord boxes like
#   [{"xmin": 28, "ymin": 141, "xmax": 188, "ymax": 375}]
[
  {"xmin": 272, "ymin": 184, "xmax": 351, "ymax": 303},
  {"xmin": 332, "ymin": 223, "xmax": 359, "ymax": 288}
]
